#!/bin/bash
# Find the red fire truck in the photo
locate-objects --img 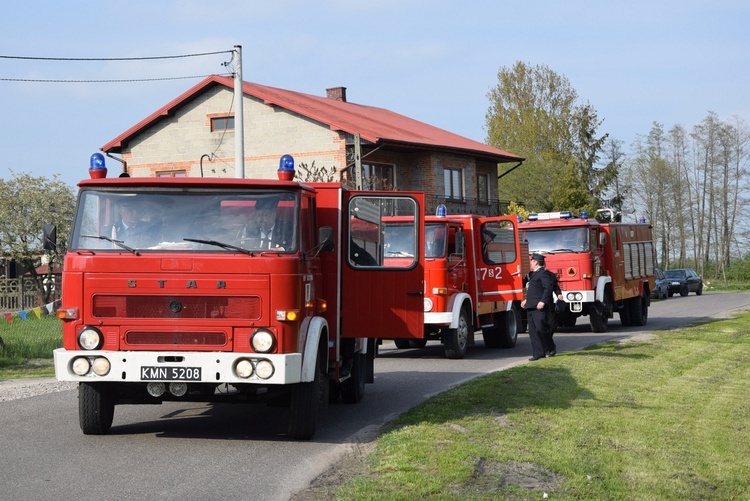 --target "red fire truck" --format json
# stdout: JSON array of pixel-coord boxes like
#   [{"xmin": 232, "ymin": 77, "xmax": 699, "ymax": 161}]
[
  {"xmin": 384, "ymin": 210, "xmax": 528, "ymax": 358},
  {"xmin": 518, "ymin": 209, "xmax": 656, "ymax": 332},
  {"xmin": 51, "ymin": 154, "xmax": 425, "ymax": 439}
]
